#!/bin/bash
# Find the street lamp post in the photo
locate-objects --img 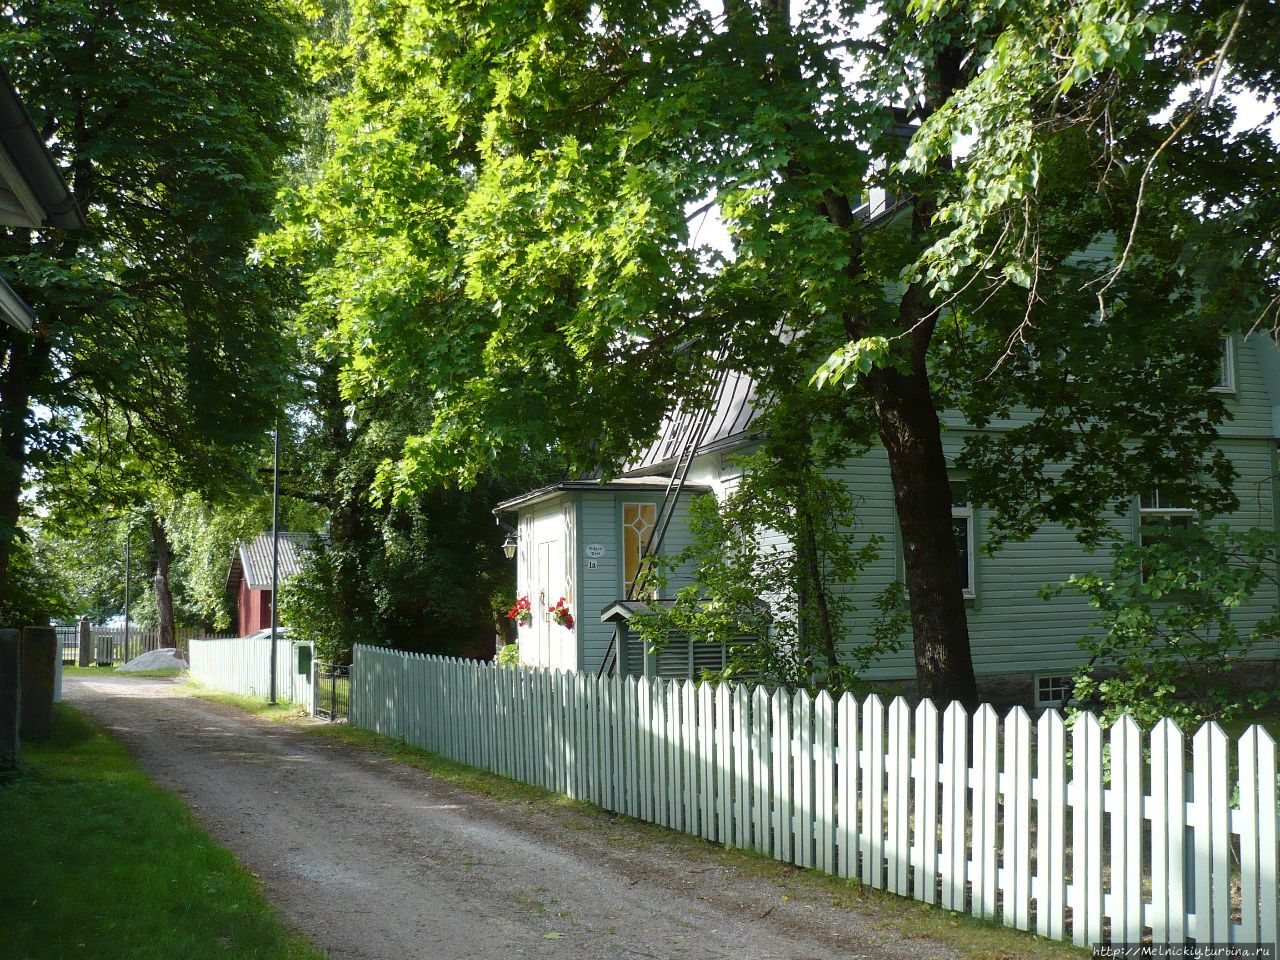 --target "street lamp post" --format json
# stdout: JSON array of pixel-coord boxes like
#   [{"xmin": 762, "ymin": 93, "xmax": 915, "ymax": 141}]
[
  {"xmin": 123, "ymin": 528, "xmax": 131, "ymax": 661},
  {"xmin": 269, "ymin": 419, "xmax": 281, "ymax": 705}
]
